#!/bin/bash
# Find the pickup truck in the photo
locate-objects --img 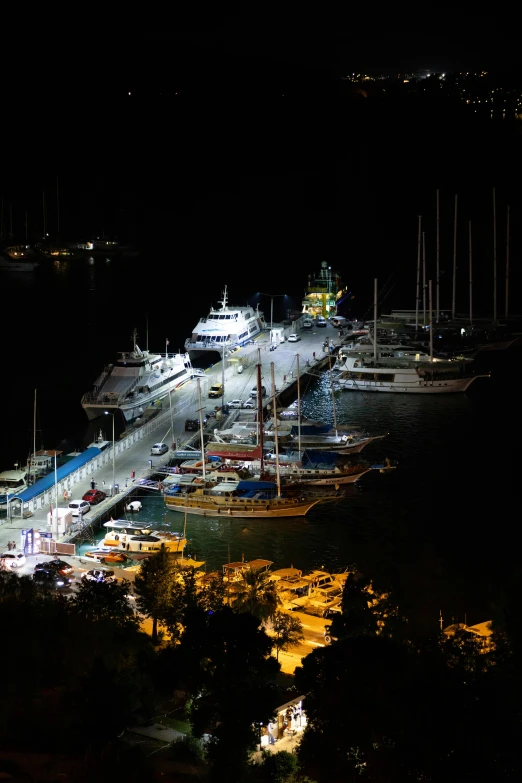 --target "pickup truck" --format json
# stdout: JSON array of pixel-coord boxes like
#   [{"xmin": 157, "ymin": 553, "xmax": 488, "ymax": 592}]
[{"xmin": 208, "ymin": 383, "xmax": 224, "ymax": 398}]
